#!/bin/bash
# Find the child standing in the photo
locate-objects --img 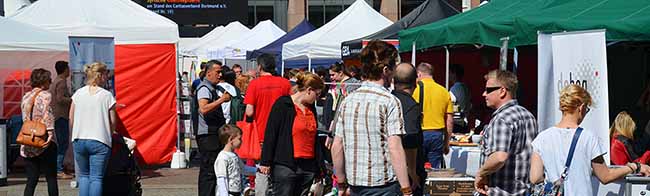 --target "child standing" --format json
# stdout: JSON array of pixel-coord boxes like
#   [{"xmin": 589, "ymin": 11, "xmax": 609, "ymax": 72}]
[{"xmin": 215, "ymin": 125, "xmax": 255, "ymax": 196}]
